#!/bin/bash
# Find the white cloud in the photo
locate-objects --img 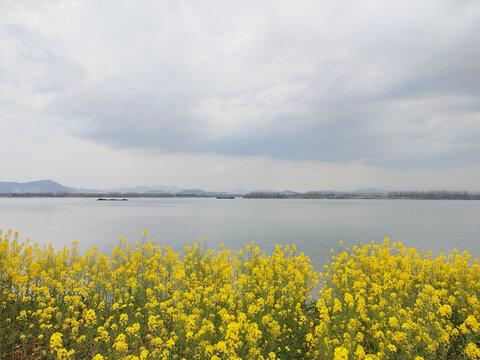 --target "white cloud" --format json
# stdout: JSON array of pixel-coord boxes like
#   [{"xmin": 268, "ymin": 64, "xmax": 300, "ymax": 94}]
[
  {"xmin": 0, "ymin": 0, "xmax": 479, "ymax": 189},
  {"xmin": 1, "ymin": 119, "xmax": 479, "ymax": 191}
]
